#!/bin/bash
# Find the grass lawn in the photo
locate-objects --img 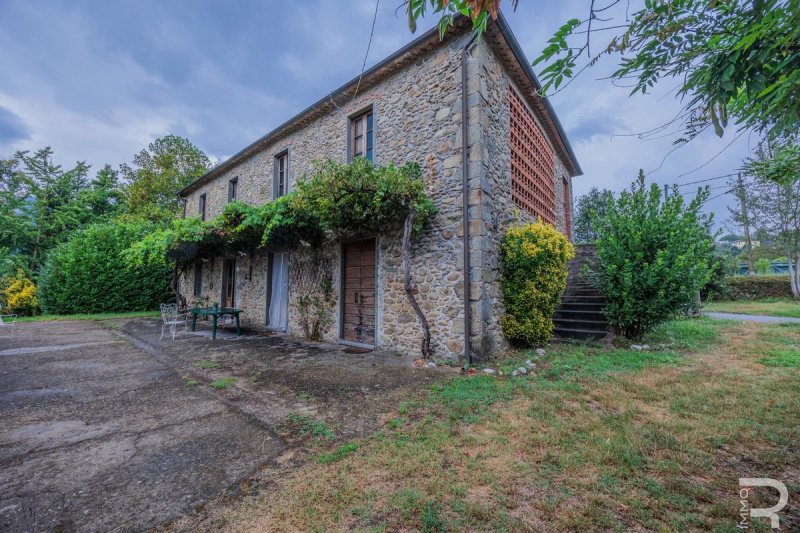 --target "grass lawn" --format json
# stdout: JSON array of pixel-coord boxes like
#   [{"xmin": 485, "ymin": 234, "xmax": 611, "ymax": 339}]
[
  {"xmin": 192, "ymin": 318, "xmax": 800, "ymax": 531},
  {"xmin": 16, "ymin": 310, "xmax": 159, "ymax": 323},
  {"xmin": 704, "ymin": 297, "xmax": 800, "ymax": 318}
]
